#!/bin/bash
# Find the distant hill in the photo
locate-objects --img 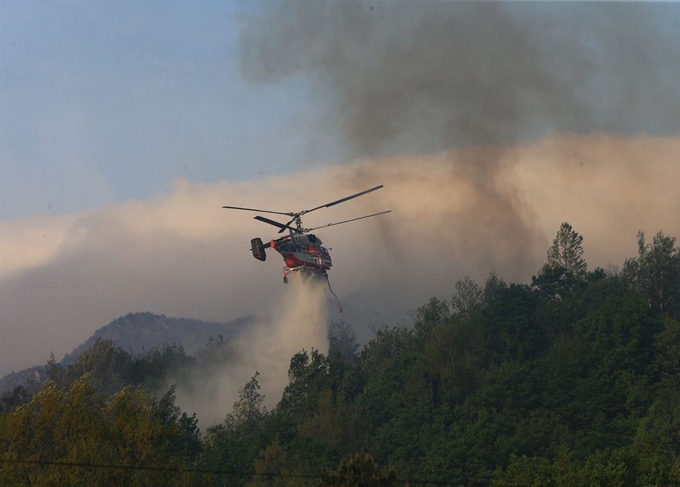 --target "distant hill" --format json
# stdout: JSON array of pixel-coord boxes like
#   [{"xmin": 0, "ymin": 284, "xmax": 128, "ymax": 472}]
[
  {"xmin": 1, "ymin": 312, "xmax": 254, "ymax": 391},
  {"xmin": 61, "ymin": 312, "xmax": 253, "ymax": 364}
]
